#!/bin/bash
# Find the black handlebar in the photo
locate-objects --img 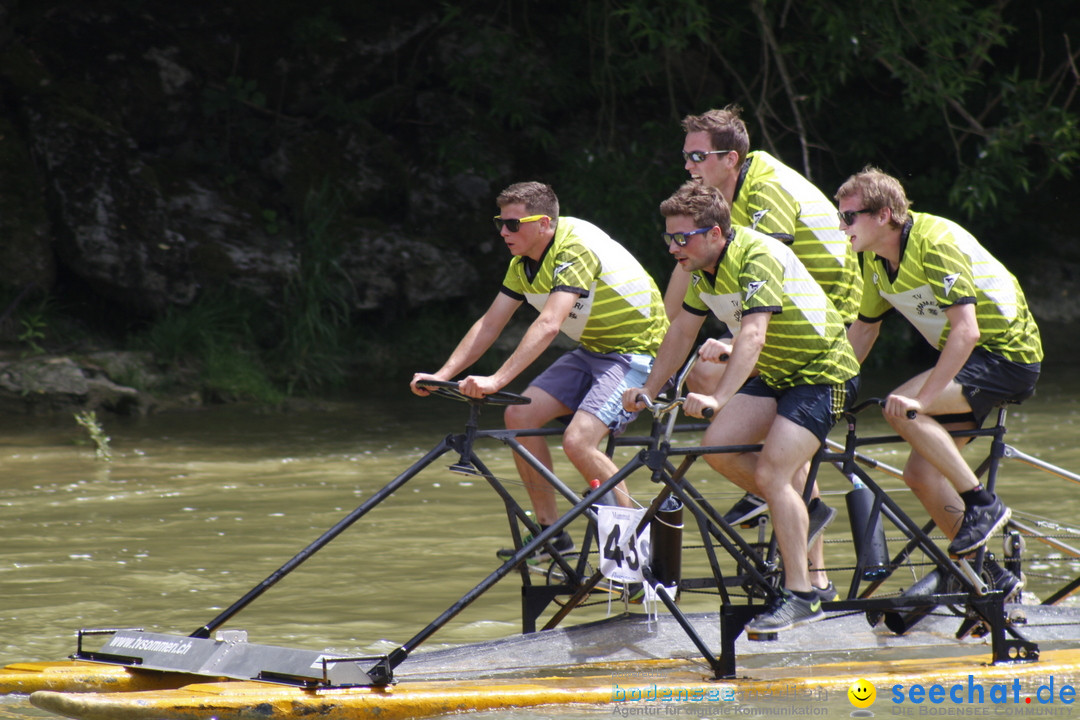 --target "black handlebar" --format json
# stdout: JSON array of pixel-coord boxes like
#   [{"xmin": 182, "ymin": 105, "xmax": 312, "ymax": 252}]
[
  {"xmin": 414, "ymin": 379, "xmax": 531, "ymax": 406},
  {"xmin": 849, "ymin": 397, "xmax": 916, "ymax": 420}
]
